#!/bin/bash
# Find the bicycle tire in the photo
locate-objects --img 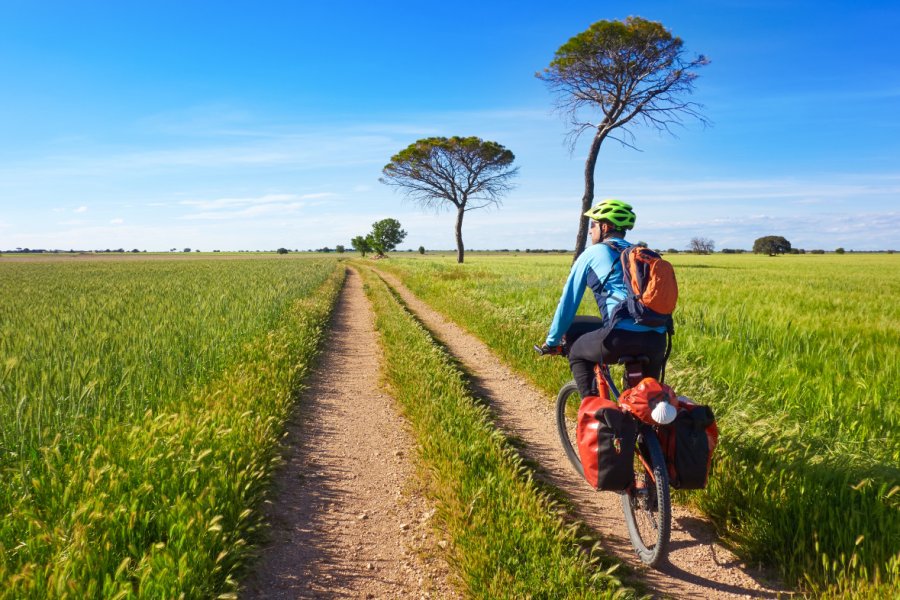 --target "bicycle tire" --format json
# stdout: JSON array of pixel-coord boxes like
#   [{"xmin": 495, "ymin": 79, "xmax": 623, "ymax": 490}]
[
  {"xmin": 555, "ymin": 380, "xmax": 584, "ymax": 478},
  {"xmin": 620, "ymin": 427, "xmax": 671, "ymax": 566}
]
